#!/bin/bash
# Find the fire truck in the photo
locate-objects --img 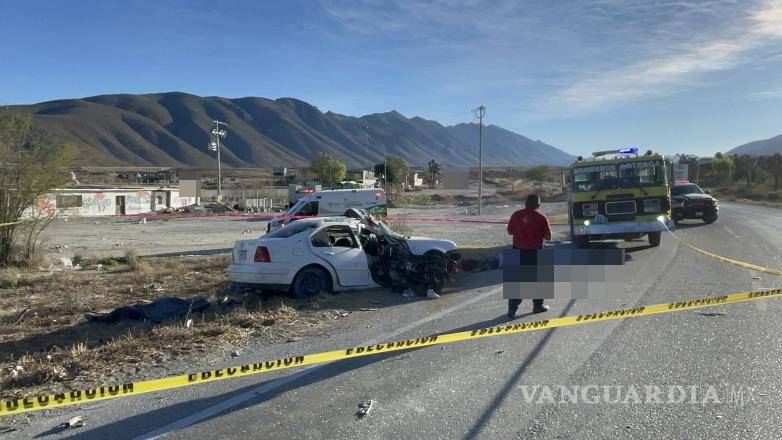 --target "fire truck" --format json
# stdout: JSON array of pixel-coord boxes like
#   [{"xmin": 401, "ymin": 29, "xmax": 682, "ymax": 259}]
[{"xmin": 565, "ymin": 147, "xmax": 673, "ymax": 248}]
